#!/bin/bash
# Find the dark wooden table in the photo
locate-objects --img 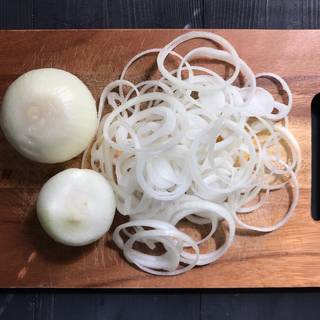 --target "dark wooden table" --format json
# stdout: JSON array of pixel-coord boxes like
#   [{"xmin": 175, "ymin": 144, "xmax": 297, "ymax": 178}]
[
  {"xmin": 1, "ymin": 0, "xmax": 320, "ymax": 29},
  {"xmin": 1, "ymin": 1, "xmax": 320, "ymax": 319}
]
